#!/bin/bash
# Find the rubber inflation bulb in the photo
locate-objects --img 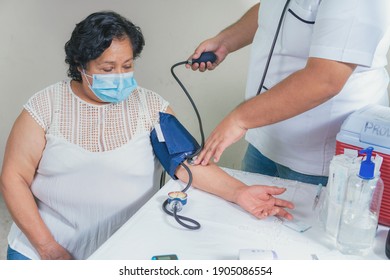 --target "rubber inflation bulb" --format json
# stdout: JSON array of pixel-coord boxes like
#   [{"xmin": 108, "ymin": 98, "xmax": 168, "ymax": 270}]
[{"xmin": 190, "ymin": 52, "xmax": 217, "ymax": 64}]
